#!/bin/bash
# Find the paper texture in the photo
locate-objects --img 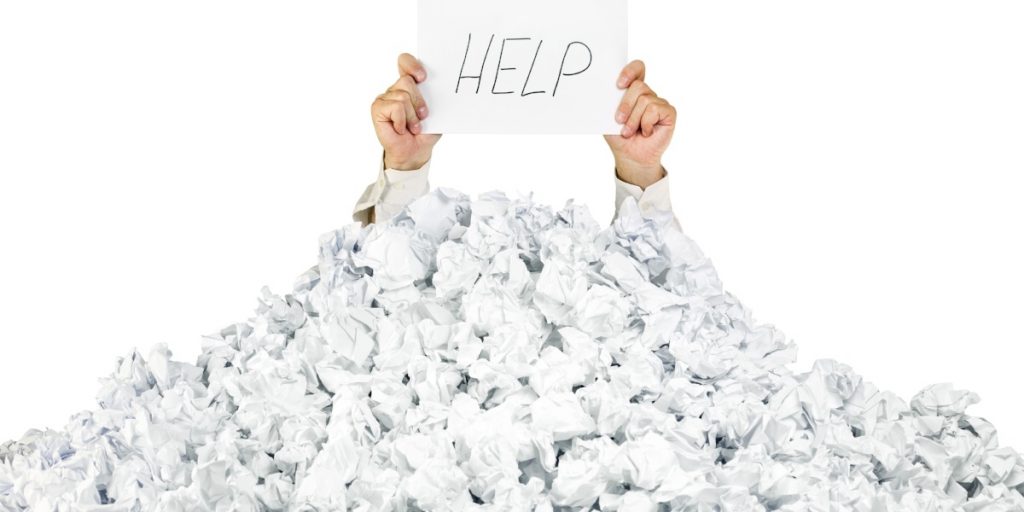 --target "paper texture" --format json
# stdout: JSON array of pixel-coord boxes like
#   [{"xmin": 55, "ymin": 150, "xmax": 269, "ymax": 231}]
[
  {"xmin": 418, "ymin": 0, "xmax": 628, "ymax": 135},
  {"xmin": 3, "ymin": 190, "xmax": 1024, "ymax": 510}
]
